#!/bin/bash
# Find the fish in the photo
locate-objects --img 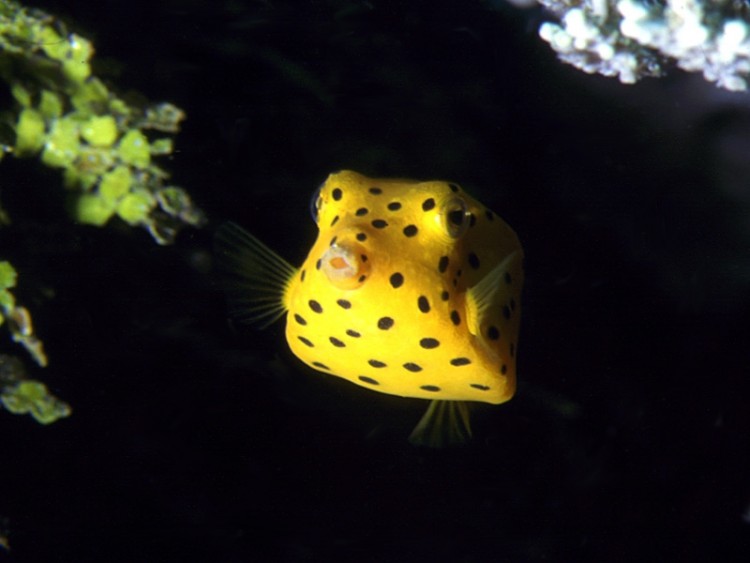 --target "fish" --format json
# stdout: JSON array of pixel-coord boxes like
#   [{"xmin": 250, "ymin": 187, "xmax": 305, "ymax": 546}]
[{"xmin": 215, "ymin": 170, "xmax": 523, "ymax": 446}]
